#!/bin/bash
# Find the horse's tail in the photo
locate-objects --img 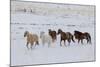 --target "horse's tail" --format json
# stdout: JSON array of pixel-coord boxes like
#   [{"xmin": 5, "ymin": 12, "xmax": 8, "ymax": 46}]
[
  {"xmin": 87, "ymin": 33, "xmax": 92, "ymax": 44},
  {"xmin": 36, "ymin": 41, "xmax": 39, "ymax": 45}
]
